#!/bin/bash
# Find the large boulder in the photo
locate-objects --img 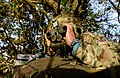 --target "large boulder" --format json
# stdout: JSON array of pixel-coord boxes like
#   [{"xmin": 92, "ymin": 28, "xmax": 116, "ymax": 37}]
[{"xmin": 14, "ymin": 56, "xmax": 120, "ymax": 78}]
